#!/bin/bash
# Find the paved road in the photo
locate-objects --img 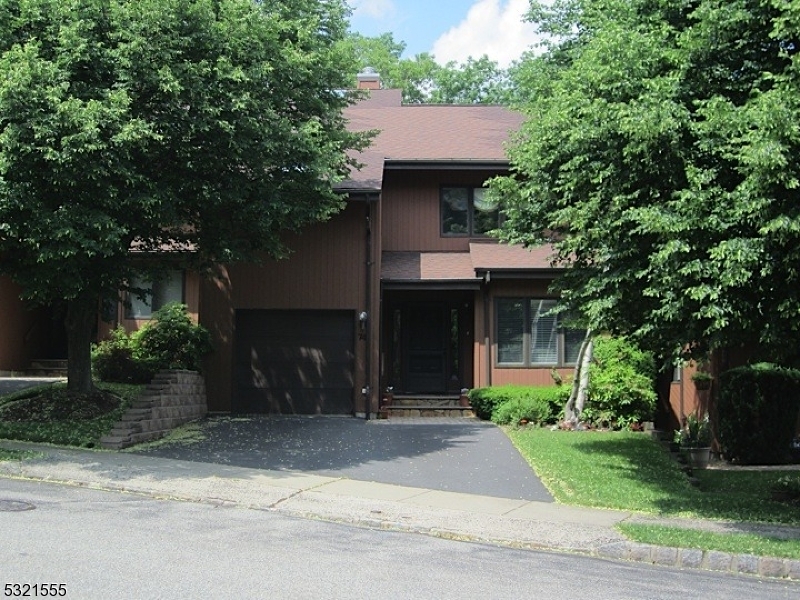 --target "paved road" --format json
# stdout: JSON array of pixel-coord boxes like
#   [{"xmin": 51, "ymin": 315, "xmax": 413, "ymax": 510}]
[
  {"xmin": 133, "ymin": 415, "xmax": 553, "ymax": 502},
  {"xmin": 3, "ymin": 479, "xmax": 798, "ymax": 600}
]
